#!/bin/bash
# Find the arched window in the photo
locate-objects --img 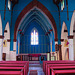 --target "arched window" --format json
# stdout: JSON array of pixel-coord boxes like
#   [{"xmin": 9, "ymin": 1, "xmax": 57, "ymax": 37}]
[{"xmin": 31, "ymin": 28, "xmax": 38, "ymax": 45}]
